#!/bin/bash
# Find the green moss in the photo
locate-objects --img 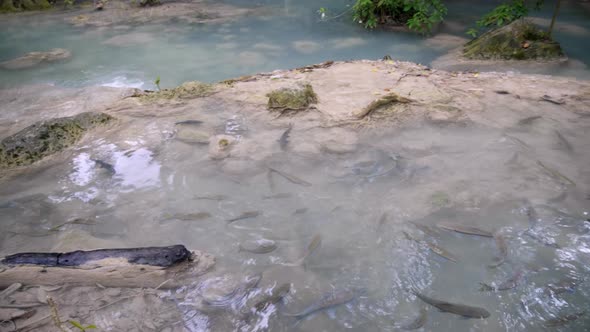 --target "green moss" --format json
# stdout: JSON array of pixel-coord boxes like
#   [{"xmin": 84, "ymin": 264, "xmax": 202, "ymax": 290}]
[
  {"xmin": 0, "ymin": 112, "xmax": 114, "ymax": 168},
  {"xmin": 430, "ymin": 191, "xmax": 450, "ymax": 207},
  {"xmin": 267, "ymin": 84, "xmax": 318, "ymax": 112},
  {"xmin": 139, "ymin": 81, "xmax": 214, "ymax": 102},
  {"xmin": 463, "ymin": 19, "xmax": 563, "ymax": 60}
]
